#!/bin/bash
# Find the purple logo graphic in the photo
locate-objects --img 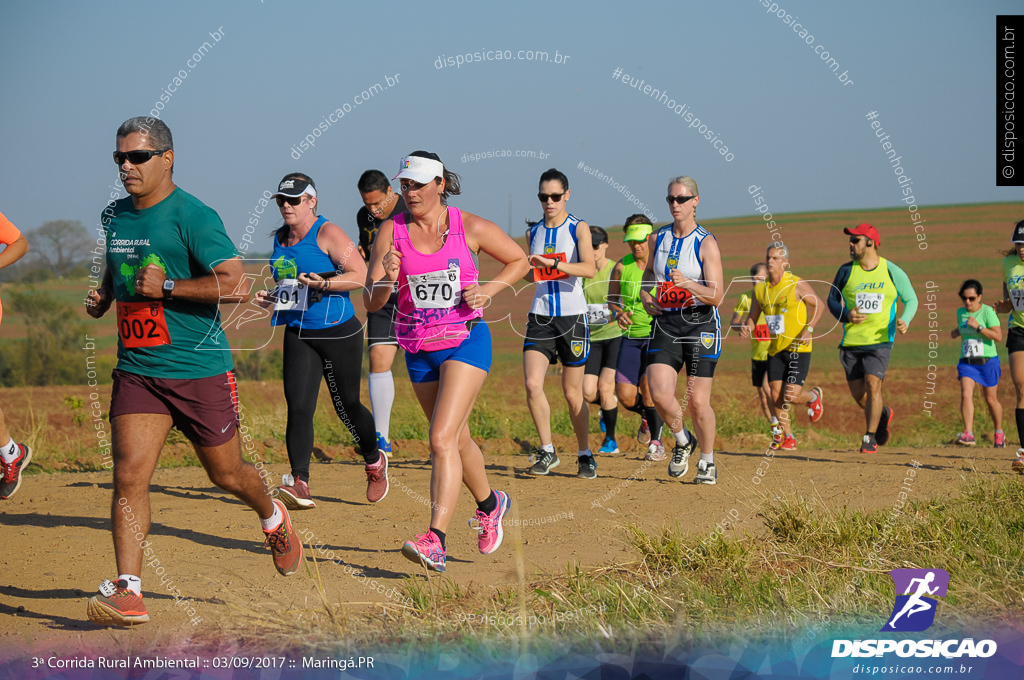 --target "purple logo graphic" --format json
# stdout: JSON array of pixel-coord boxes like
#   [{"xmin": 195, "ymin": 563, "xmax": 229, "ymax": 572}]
[{"xmin": 881, "ymin": 568, "xmax": 949, "ymax": 632}]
